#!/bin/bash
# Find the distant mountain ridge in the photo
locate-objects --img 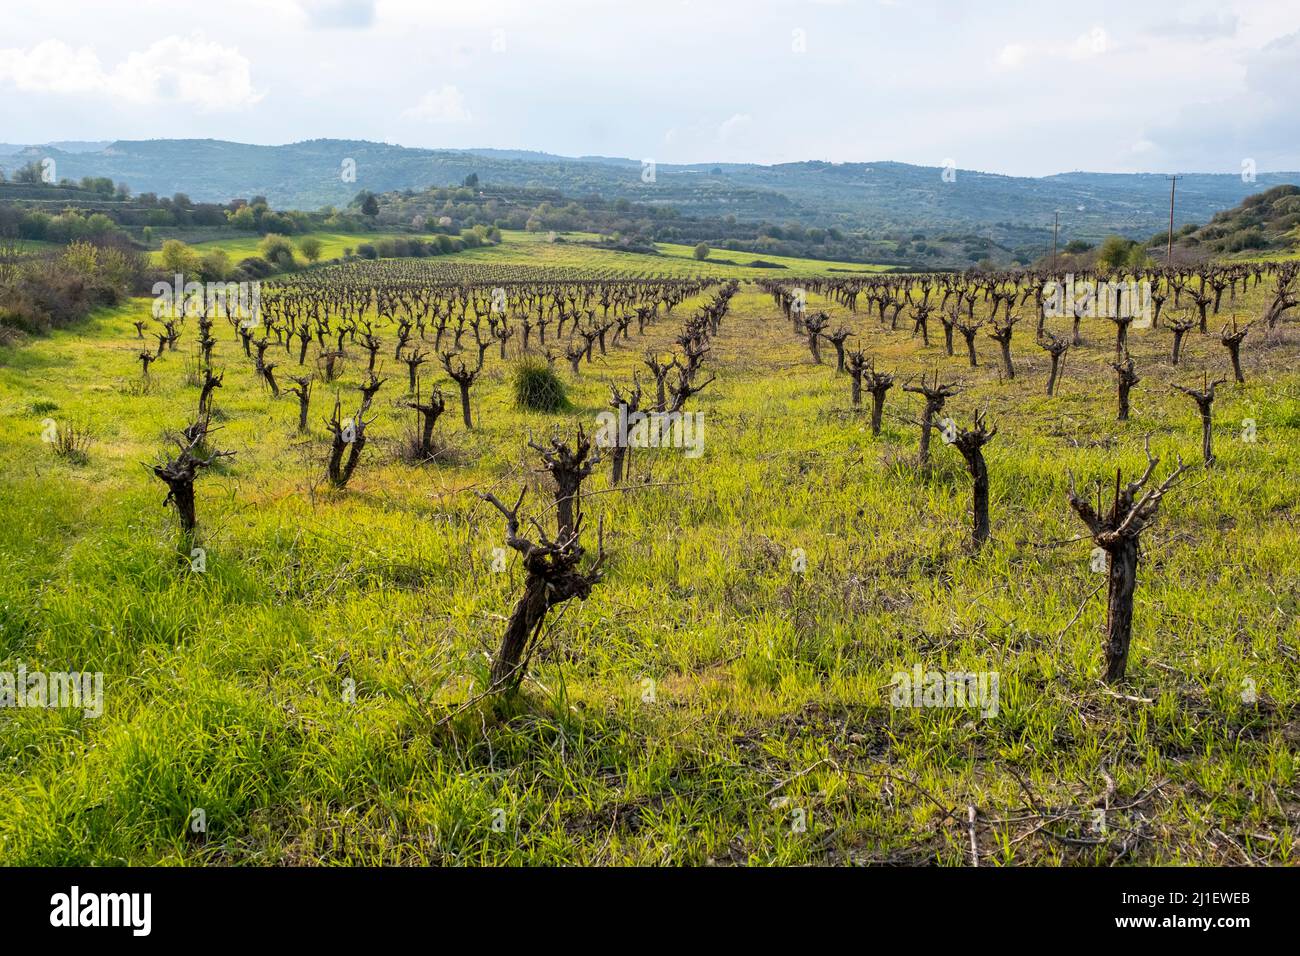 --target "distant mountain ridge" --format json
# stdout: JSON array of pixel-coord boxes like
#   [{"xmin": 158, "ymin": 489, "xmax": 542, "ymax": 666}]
[
  {"xmin": 2, "ymin": 138, "xmax": 1296, "ymax": 243},
  {"xmin": 0, "ymin": 141, "xmax": 111, "ymax": 155}
]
